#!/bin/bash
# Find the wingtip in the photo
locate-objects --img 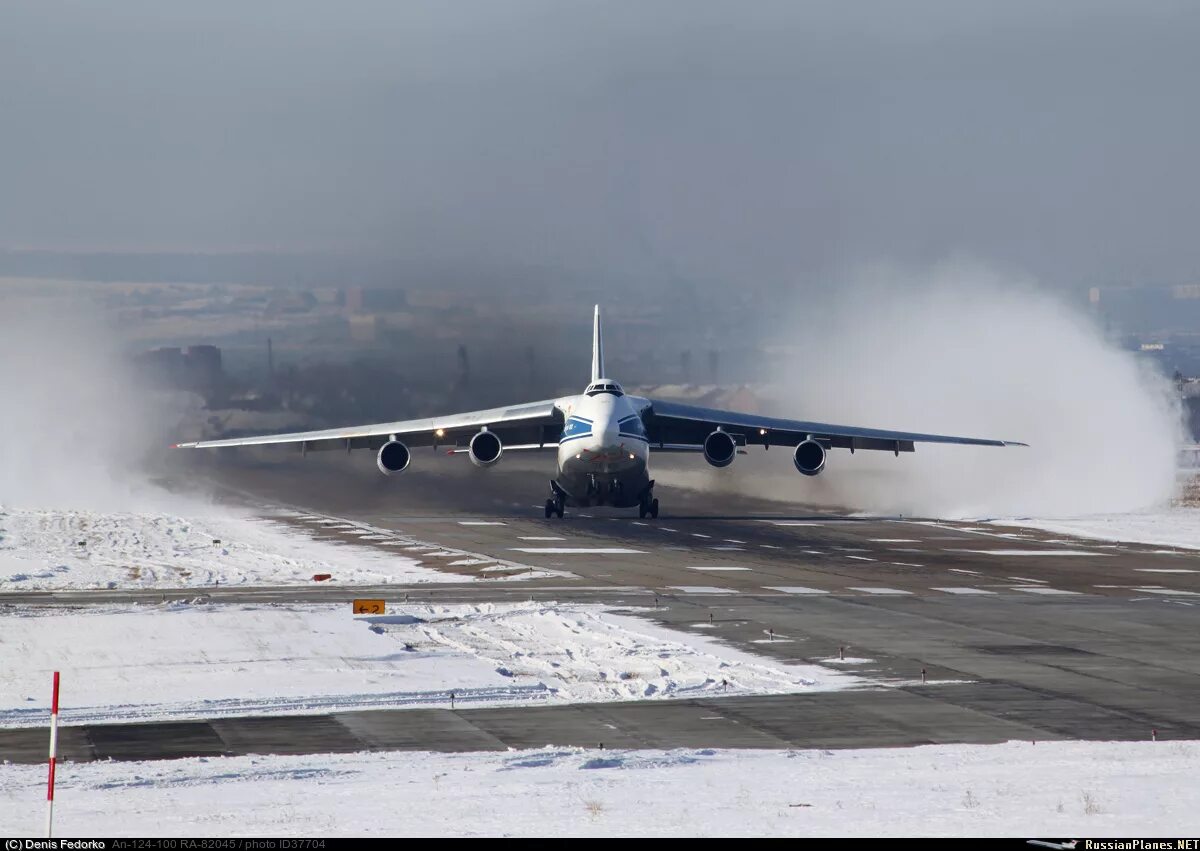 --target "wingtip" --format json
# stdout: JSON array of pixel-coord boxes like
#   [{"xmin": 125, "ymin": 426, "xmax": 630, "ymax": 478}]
[{"xmin": 1004, "ymin": 441, "xmax": 1030, "ymax": 447}]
